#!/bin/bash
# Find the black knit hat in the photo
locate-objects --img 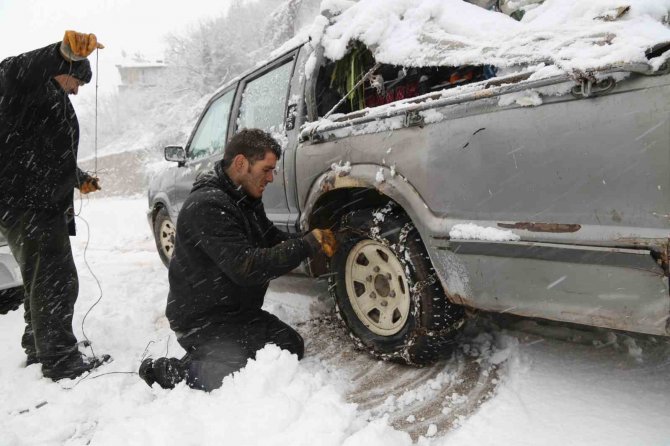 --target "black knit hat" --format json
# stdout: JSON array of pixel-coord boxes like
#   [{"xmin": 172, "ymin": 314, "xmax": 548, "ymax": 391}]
[{"xmin": 69, "ymin": 59, "xmax": 92, "ymax": 84}]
